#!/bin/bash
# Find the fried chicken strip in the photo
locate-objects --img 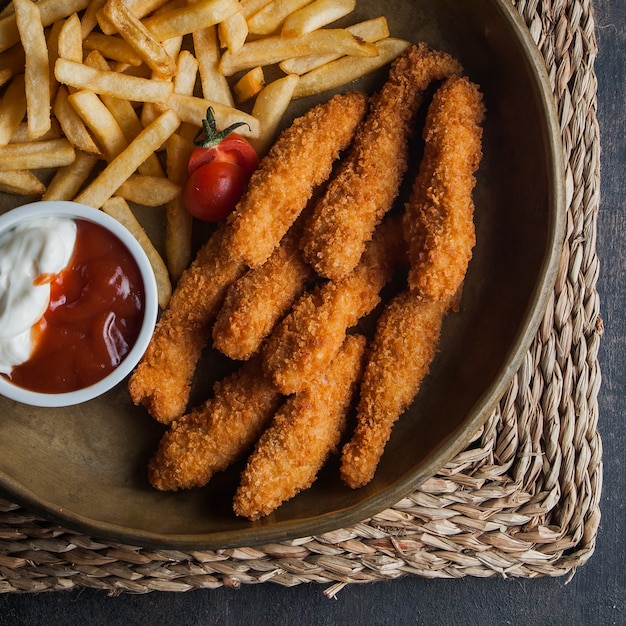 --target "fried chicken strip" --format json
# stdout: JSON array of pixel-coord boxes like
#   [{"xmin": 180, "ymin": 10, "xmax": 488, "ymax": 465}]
[
  {"xmin": 341, "ymin": 76, "xmax": 485, "ymax": 488},
  {"xmin": 222, "ymin": 91, "xmax": 369, "ymax": 268},
  {"xmin": 340, "ymin": 293, "xmax": 448, "ymax": 489},
  {"xmin": 128, "ymin": 225, "xmax": 245, "ymax": 423},
  {"xmin": 212, "ymin": 221, "xmax": 314, "ymax": 361},
  {"xmin": 148, "ymin": 357, "xmax": 282, "ymax": 491},
  {"xmin": 234, "ymin": 334, "xmax": 366, "ymax": 520},
  {"xmin": 263, "ymin": 216, "xmax": 404, "ymax": 395},
  {"xmin": 301, "ymin": 43, "xmax": 462, "ymax": 281},
  {"xmin": 403, "ymin": 75, "xmax": 485, "ymax": 301}
]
